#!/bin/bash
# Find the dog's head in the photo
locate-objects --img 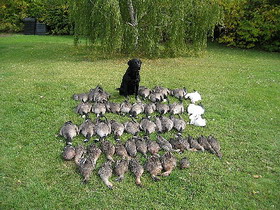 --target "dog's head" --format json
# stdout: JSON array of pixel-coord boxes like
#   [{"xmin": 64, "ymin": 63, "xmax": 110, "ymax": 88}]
[{"xmin": 128, "ymin": 58, "xmax": 142, "ymax": 70}]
